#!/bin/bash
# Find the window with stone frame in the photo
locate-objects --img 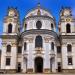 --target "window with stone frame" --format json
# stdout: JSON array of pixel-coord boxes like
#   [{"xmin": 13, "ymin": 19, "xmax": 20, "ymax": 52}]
[
  {"xmin": 6, "ymin": 58, "xmax": 11, "ymax": 66},
  {"xmin": 35, "ymin": 35, "xmax": 43, "ymax": 48},
  {"xmin": 6, "ymin": 45, "xmax": 11, "ymax": 52},
  {"xmin": 24, "ymin": 23, "xmax": 27, "ymax": 30},
  {"xmin": 18, "ymin": 46, "xmax": 22, "ymax": 53},
  {"xmin": 67, "ymin": 44, "xmax": 72, "ymax": 52},
  {"xmin": 66, "ymin": 23, "xmax": 71, "ymax": 33},
  {"xmin": 68, "ymin": 57, "xmax": 73, "ymax": 65},
  {"xmin": 51, "ymin": 42, "xmax": 54, "ymax": 50},
  {"xmin": 8, "ymin": 23, "xmax": 12, "ymax": 33},
  {"xmin": 51, "ymin": 23, "xmax": 54, "ymax": 30},
  {"xmin": 36, "ymin": 21, "xmax": 42, "ymax": 29},
  {"xmin": 57, "ymin": 46, "xmax": 61, "ymax": 53}
]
